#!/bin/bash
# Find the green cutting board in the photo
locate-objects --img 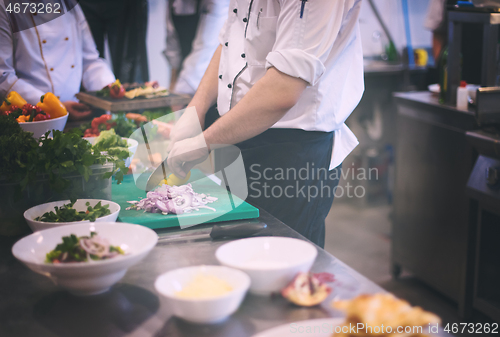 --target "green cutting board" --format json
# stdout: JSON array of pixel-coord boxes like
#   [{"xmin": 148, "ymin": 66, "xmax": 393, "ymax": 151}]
[{"xmin": 112, "ymin": 171, "xmax": 259, "ymax": 229}]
